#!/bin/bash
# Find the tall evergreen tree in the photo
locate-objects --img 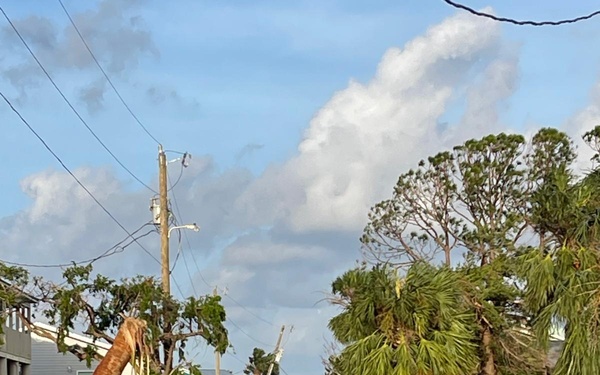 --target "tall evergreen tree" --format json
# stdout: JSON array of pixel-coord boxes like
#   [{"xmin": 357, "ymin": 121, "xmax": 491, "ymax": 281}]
[{"xmin": 330, "ymin": 128, "xmax": 580, "ymax": 374}]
